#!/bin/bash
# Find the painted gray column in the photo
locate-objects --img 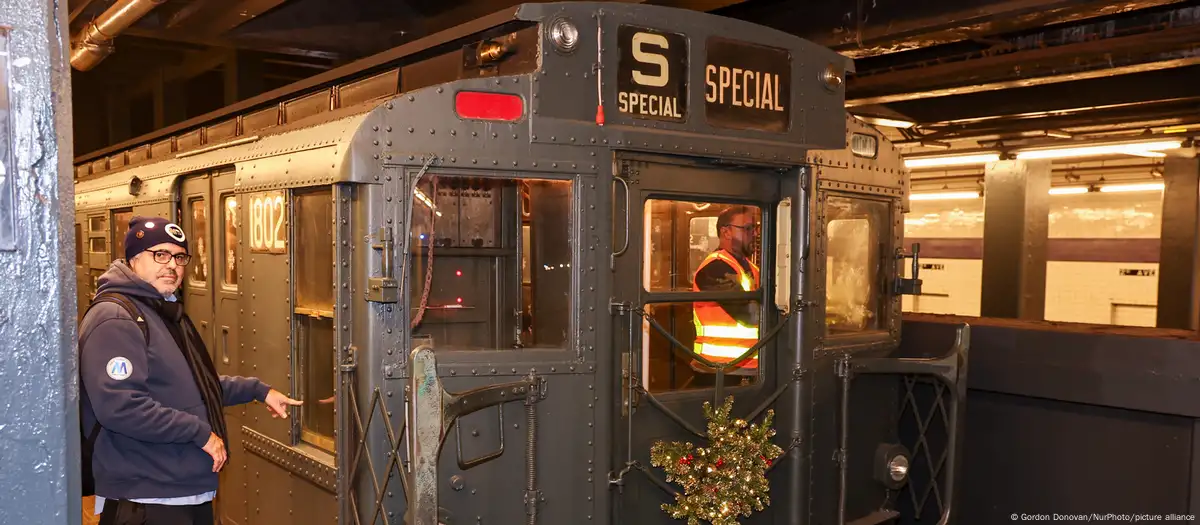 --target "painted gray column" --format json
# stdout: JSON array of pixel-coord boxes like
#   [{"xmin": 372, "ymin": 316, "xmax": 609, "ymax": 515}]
[
  {"xmin": 979, "ymin": 159, "xmax": 1051, "ymax": 319},
  {"xmin": 0, "ymin": 0, "xmax": 79, "ymax": 524},
  {"xmin": 1155, "ymin": 152, "xmax": 1200, "ymax": 329}
]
